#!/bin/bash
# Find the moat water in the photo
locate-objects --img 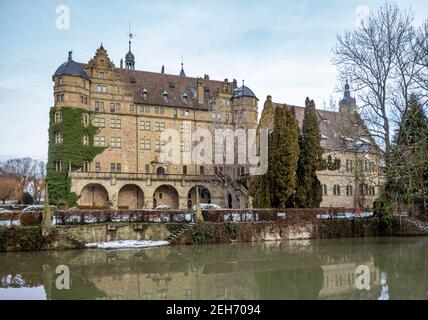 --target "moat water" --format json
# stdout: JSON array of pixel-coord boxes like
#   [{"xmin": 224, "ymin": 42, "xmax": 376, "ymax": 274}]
[{"xmin": 1, "ymin": 237, "xmax": 428, "ymax": 300}]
